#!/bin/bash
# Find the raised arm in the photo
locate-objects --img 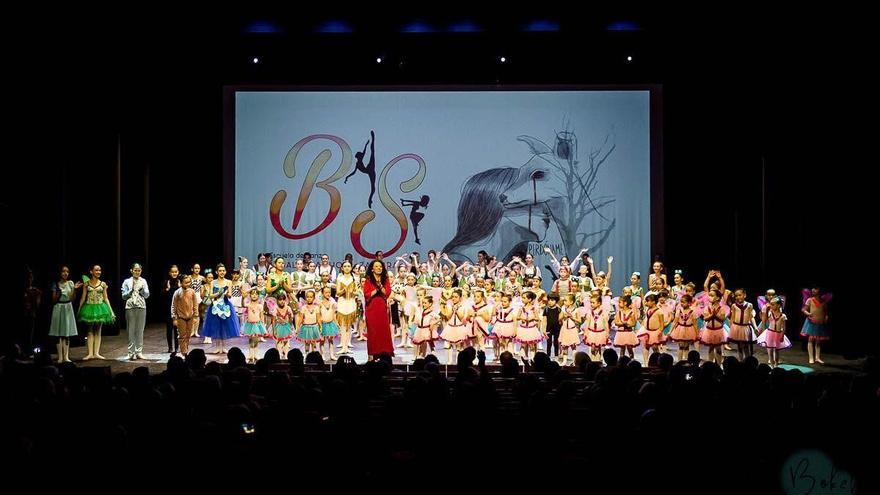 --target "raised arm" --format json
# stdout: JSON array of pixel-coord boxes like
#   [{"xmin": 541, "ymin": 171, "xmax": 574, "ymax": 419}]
[{"xmin": 544, "ymin": 247, "xmax": 561, "ymax": 270}]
